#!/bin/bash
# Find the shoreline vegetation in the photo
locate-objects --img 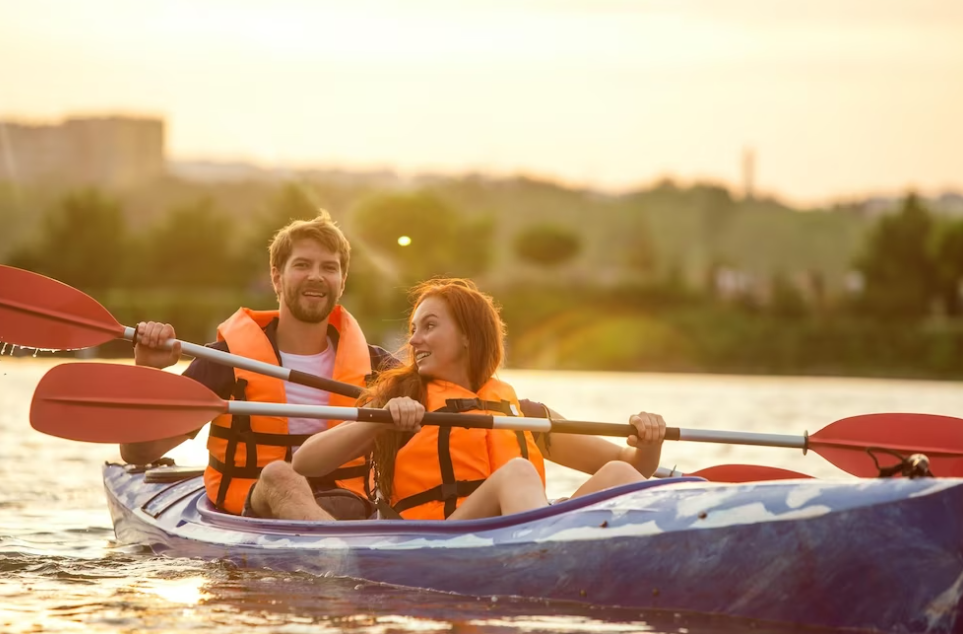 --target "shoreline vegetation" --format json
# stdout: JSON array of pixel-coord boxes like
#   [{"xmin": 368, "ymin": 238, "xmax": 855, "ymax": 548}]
[{"xmin": 3, "ymin": 175, "xmax": 962, "ymax": 381}]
